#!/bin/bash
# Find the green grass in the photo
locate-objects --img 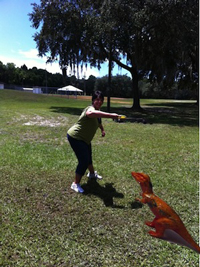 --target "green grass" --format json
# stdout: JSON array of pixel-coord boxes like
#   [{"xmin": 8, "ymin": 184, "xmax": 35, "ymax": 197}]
[{"xmin": 0, "ymin": 90, "xmax": 199, "ymax": 266}]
